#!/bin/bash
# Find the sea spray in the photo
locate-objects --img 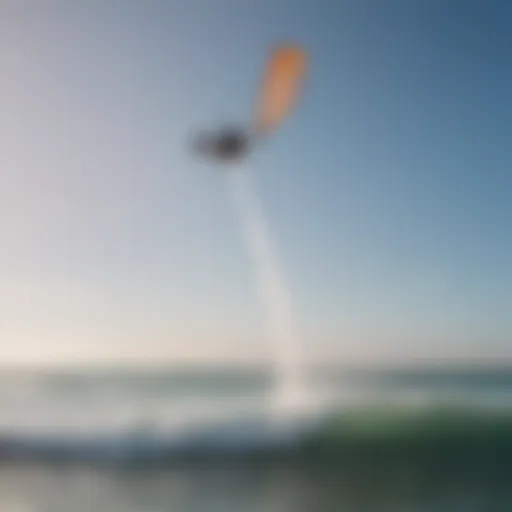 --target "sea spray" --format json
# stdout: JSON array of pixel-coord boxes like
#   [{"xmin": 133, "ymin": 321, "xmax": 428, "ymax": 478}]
[{"xmin": 226, "ymin": 168, "xmax": 309, "ymax": 418}]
